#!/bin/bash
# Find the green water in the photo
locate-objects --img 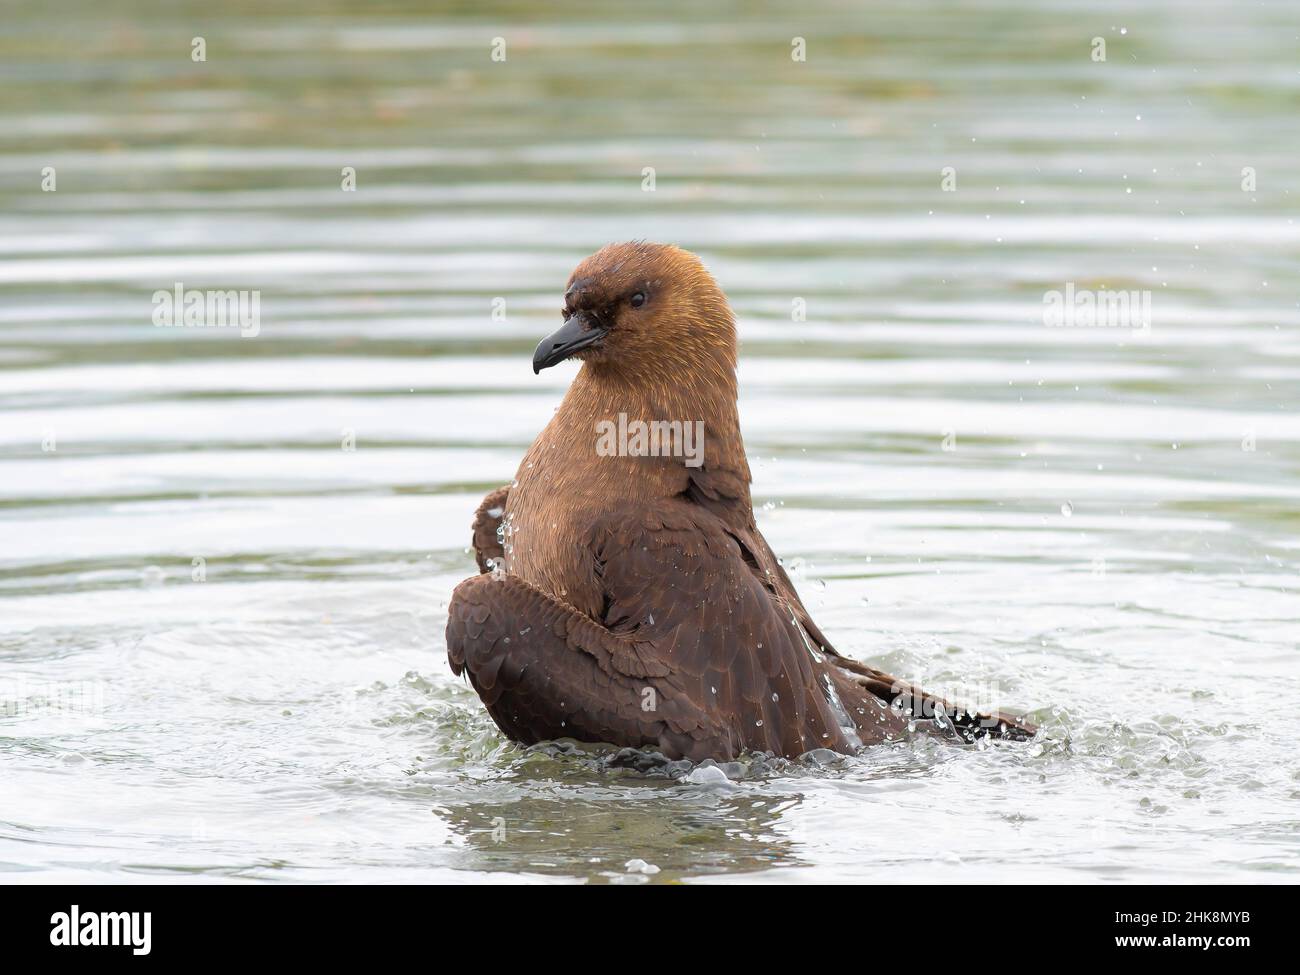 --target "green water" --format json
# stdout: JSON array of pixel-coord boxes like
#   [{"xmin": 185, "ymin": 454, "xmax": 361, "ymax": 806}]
[{"xmin": 1, "ymin": 0, "xmax": 1297, "ymax": 883}]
